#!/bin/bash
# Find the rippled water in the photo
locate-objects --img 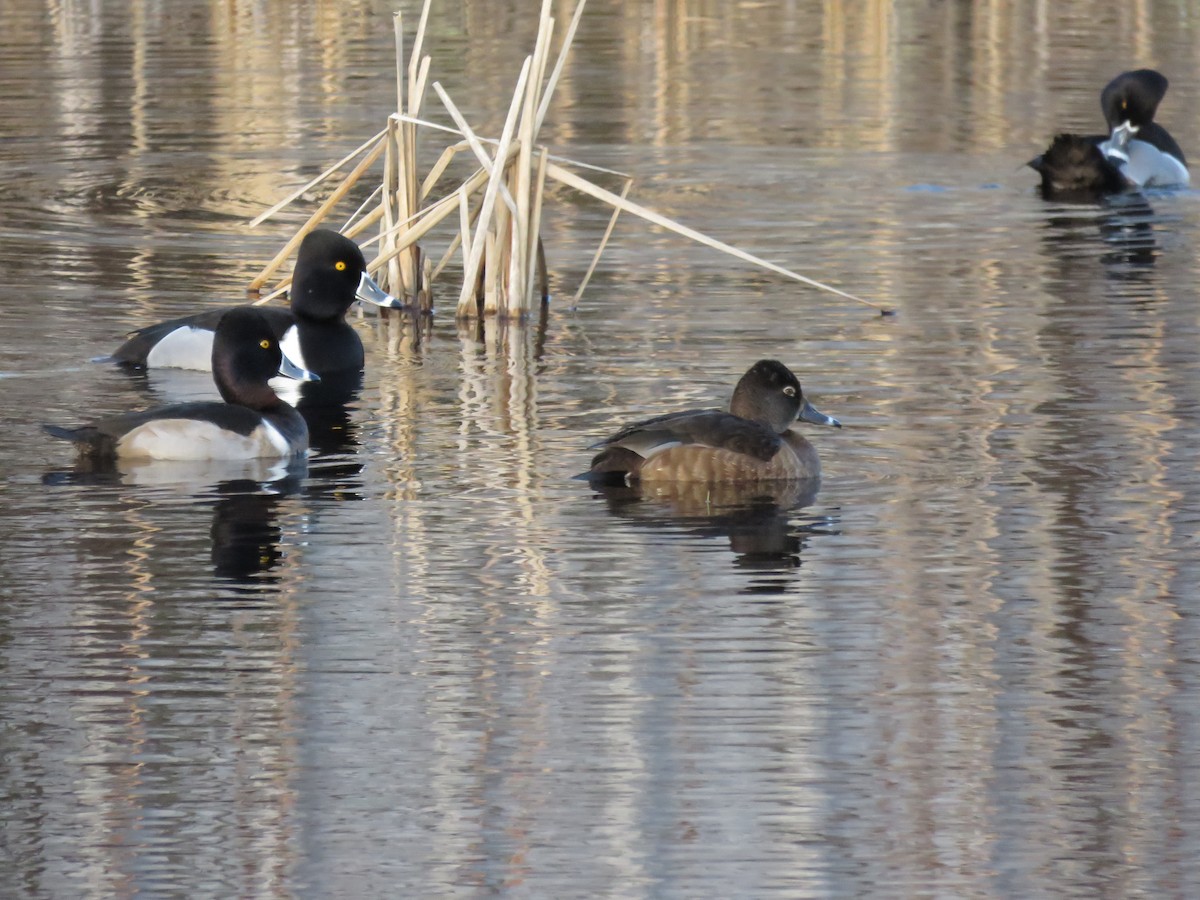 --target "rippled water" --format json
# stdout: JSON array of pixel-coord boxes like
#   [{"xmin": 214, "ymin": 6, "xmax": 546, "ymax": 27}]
[{"xmin": 5, "ymin": 1, "xmax": 1200, "ymax": 897}]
